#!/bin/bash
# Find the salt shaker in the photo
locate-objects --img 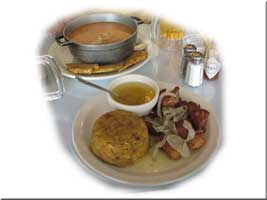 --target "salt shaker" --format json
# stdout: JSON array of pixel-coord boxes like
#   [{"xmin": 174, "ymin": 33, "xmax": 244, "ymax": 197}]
[
  {"xmin": 180, "ymin": 44, "xmax": 197, "ymax": 76},
  {"xmin": 184, "ymin": 51, "xmax": 204, "ymax": 87}
]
